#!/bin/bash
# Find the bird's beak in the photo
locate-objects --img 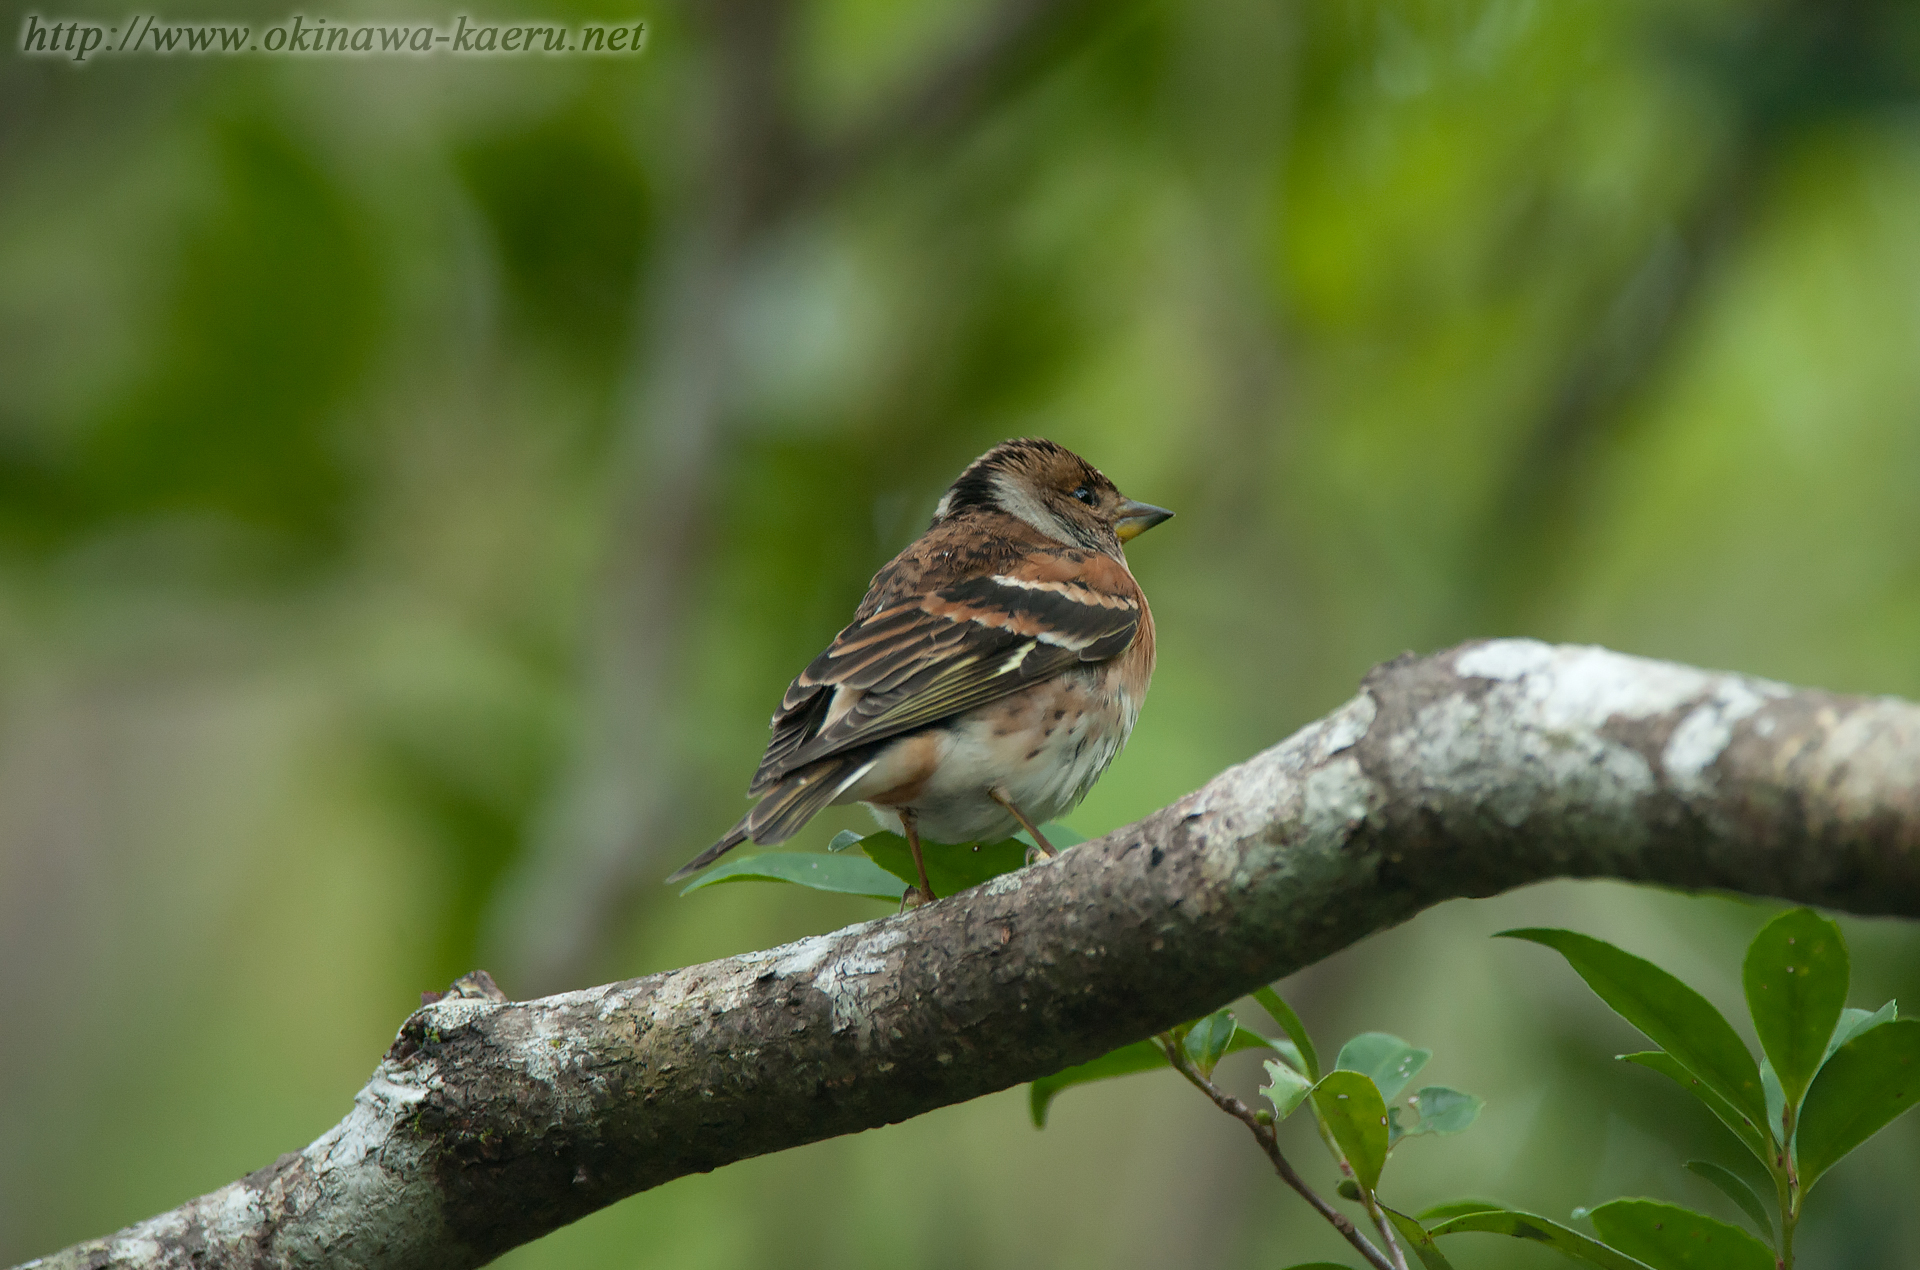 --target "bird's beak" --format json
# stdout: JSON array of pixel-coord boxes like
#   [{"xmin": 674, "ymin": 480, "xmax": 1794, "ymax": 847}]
[{"xmin": 1114, "ymin": 500, "xmax": 1174, "ymax": 542}]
